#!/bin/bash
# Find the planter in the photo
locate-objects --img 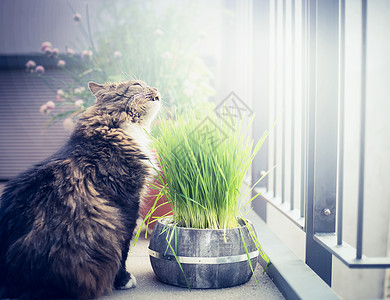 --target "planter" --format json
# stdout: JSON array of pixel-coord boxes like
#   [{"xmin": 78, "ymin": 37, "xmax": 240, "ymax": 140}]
[
  {"xmin": 148, "ymin": 218, "xmax": 259, "ymax": 289},
  {"xmin": 140, "ymin": 177, "xmax": 172, "ymax": 230},
  {"xmin": 139, "ymin": 151, "xmax": 172, "ymax": 230}
]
